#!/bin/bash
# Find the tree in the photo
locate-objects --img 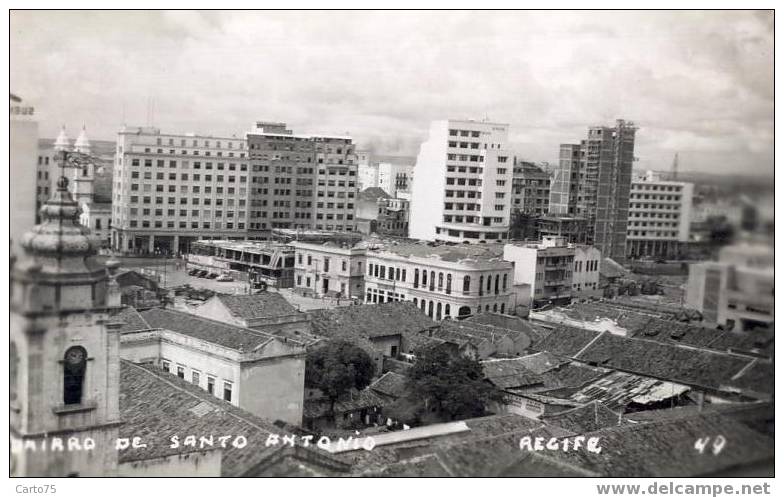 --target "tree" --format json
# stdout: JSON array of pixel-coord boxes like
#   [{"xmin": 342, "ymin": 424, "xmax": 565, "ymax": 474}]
[
  {"xmin": 389, "ymin": 345, "xmax": 503, "ymax": 425},
  {"xmin": 304, "ymin": 339, "xmax": 375, "ymax": 417}
]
